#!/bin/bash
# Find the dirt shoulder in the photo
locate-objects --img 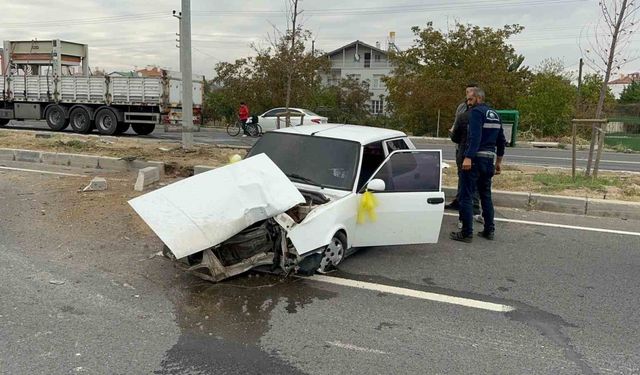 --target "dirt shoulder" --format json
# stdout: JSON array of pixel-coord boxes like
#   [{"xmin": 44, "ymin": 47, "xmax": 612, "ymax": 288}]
[{"xmin": 0, "ymin": 129, "xmax": 247, "ymax": 175}]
